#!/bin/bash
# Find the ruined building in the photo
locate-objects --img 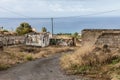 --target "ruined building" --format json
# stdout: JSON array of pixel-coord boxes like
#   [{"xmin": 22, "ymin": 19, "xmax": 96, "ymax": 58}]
[
  {"xmin": 25, "ymin": 32, "xmax": 50, "ymax": 47},
  {"xmin": 82, "ymin": 29, "xmax": 120, "ymax": 48},
  {"xmin": 0, "ymin": 31, "xmax": 25, "ymax": 46}
]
